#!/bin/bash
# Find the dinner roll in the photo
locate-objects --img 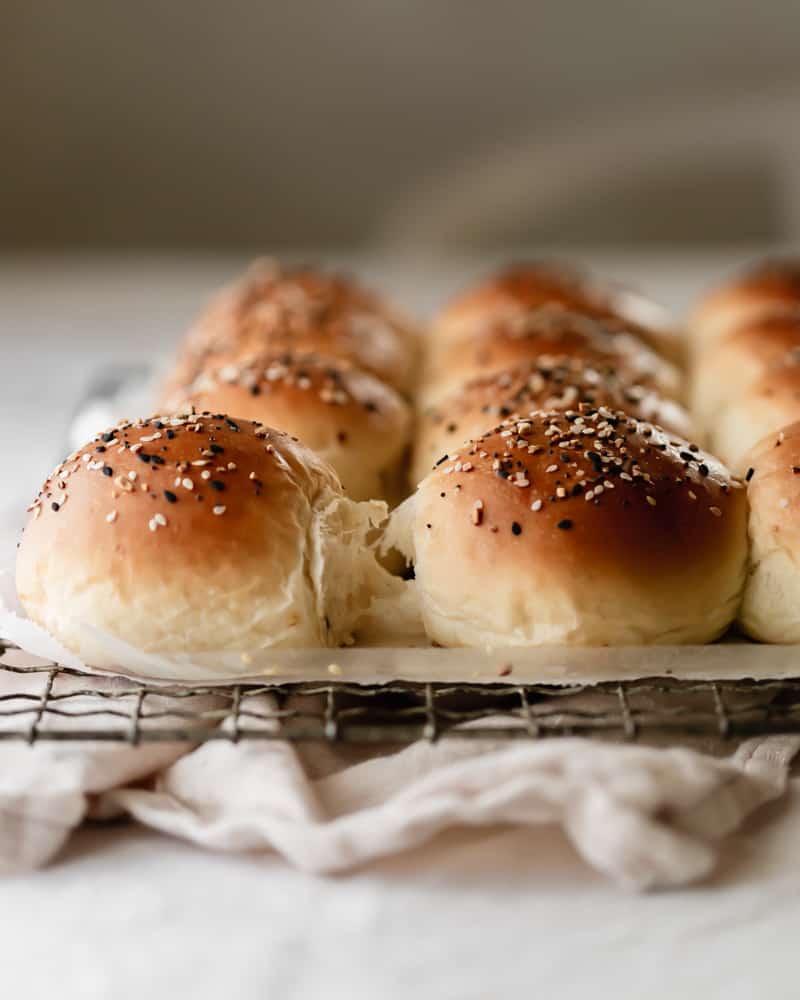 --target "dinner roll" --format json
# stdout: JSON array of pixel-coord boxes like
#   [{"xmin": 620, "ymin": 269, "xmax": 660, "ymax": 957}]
[
  {"xmin": 691, "ymin": 258, "xmax": 800, "ymax": 354},
  {"xmin": 412, "ymin": 358, "xmax": 693, "ymax": 484},
  {"xmin": 16, "ymin": 414, "xmax": 394, "ymax": 667},
  {"xmin": 165, "ymin": 259, "xmax": 418, "ymax": 396},
  {"xmin": 390, "ymin": 408, "xmax": 746, "ymax": 646},
  {"xmin": 692, "ymin": 310, "xmax": 800, "ymax": 431},
  {"xmin": 711, "ymin": 350, "xmax": 800, "ymax": 467},
  {"xmin": 739, "ymin": 421, "xmax": 800, "ymax": 642},
  {"xmin": 162, "ymin": 352, "xmax": 412, "ymax": 503},
  {"xmin": 434, "ymin": 261, "xmax": 682, "ymax": 362},
  {"xmin": 421, "ymin": 307, "xmax": 683, "ymax": 406}
]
